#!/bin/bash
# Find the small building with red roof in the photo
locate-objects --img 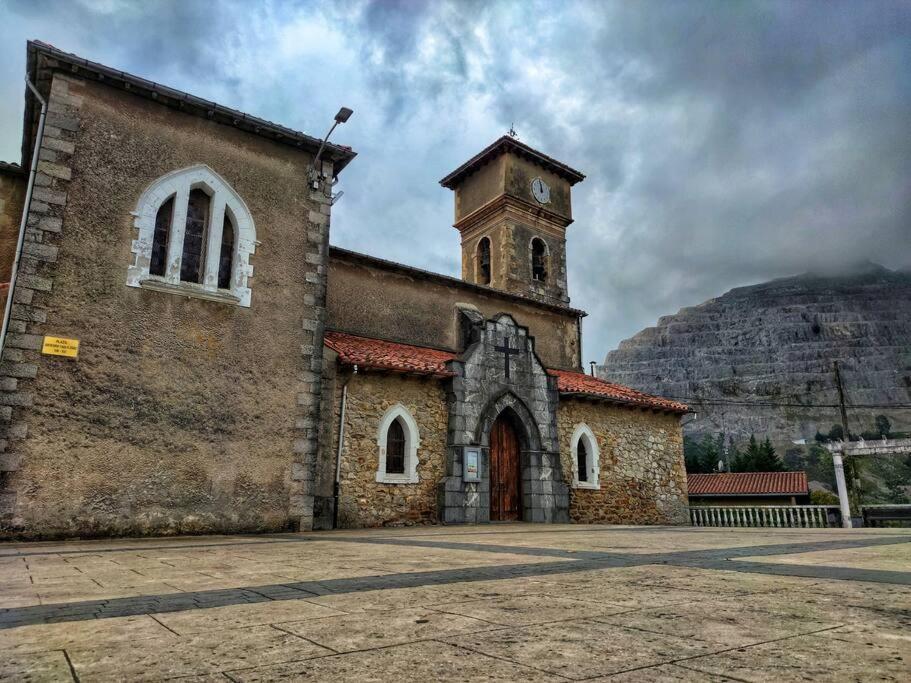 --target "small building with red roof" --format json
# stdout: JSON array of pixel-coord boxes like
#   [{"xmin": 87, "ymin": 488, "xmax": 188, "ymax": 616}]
[{"xmin": 687, "ymin": 471, "xmax": 810, "ymax": 506}]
